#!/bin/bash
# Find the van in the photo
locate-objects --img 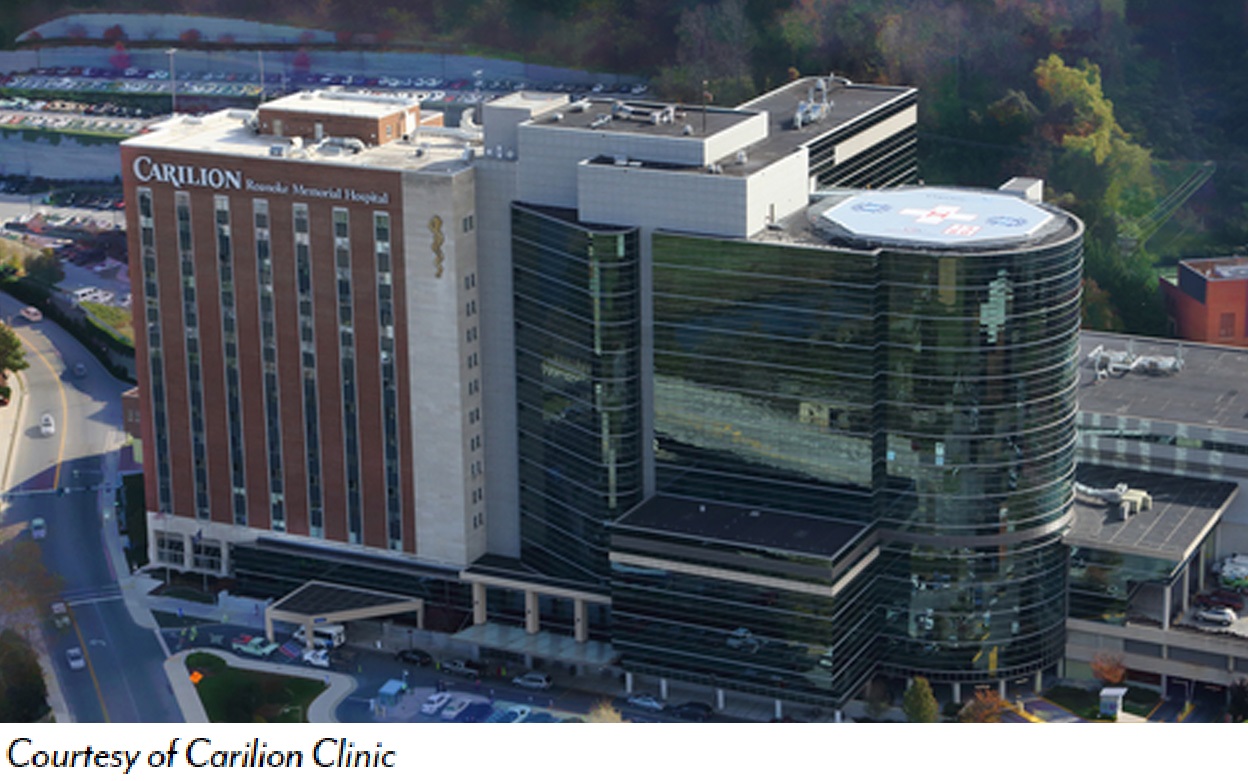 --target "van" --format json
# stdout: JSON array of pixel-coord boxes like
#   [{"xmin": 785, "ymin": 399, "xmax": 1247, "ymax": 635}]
[{"xmin": 293, "ymin": 623, "xmax": 347, "ymax": 649}]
